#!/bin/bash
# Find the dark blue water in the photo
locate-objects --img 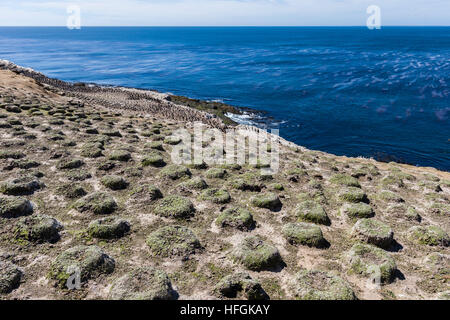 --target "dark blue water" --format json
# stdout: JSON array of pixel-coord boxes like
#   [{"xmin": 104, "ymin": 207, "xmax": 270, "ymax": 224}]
[{"xmin": 0, "ymin": 27, "xmax": 449, "ymax": 170}]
